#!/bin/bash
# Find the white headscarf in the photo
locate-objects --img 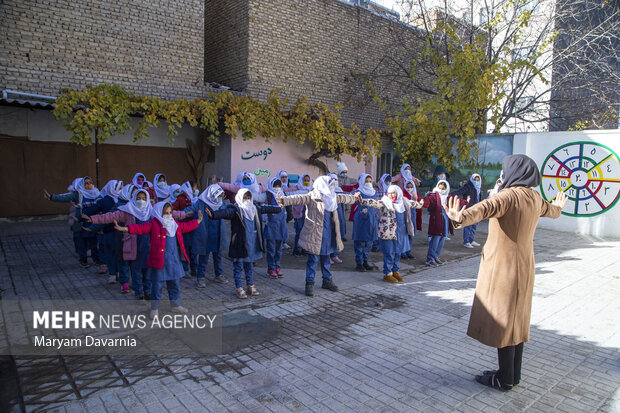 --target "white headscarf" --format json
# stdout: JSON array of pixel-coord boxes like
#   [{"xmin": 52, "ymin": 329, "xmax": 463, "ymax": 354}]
[
  {"xmin": 382, "ymin": 185, "xmax": 405, "ymax": 212},
  {"xmin": 379, "ymin": 174, "xmax": 392, "ymax": 194},
  {"xmin": 180, "ymin": 181, "xmax": 196, "ymax": 203},
  {"xmin": 276, "ymin": 170, "xmax": 289, "ymax": 187},
  {"xmin": 313, "ymin": 175, "xmax": 338, "ymax": 212},
  {"xmin": 401, "ymin": 164, "xmax": 413, "ymax": 182},
  {"xmin": 168, "ymin": 184, "xmax": 181, "ymax": 202},
  {"xmin": 75, "ymin": 177, "xmax": 101, "ymax": 200},
  {"xmin": 234, "ymin": 171, "xmax": 261, "ymax": 197},
  {"xmin": 470, "ymin": 173, "xmax": 482, "ymax": 197},
  {"xmin": 199, "ymin": 184, "xmax": 224, "ymax": 211},
  {"xmin": 132, "ymin": 173, "xmax": 146, "ymax": 188},
  {"xmin": 433, "ymin": 180, "xmax": 450, "ymax": 205},
  {"xmin": 328, "ymin": 173, "xmax": 344, "ymax": 193},
  {"xmin": 119, "ymin": 189, "xmax": 152, "ymax": 221},
  {"xmin": 153, "ymin": 173, "xmax": 169, "ymax": 200},
  {"xmin": 337, "ymin": 162, "xmax": 348, "ymax": 176},
  {"xmin": 235, "ymin": 188, "xmax": 257, "ymax": 221},
  {"xmin": 100, "ymin": 180, "xmax": 123, "ymax": 202},
  {"xmin": 358, "ymin": 173, "xmax": 375, "ymax": 197},
  {"xmin": 67, "ymin": 178, "xmax": 80, "ymax": 192},
  {"xmin": 151, "ymin": 201, "xmax": 178, "ymax": 236},
  {"xmin": 404, "ymin": 179, "xmax": 417, "ymax": 199},
  {"xmin": 297, "ymin": 174, "xmax": 312, "ymax": 191},
  {"xmin": 267, "ymin": 177, "xmax": 283, "ymax": 200},
  {"xmin": 118, "ymin": 184, "xmax": 135, "ymax": 202}
]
